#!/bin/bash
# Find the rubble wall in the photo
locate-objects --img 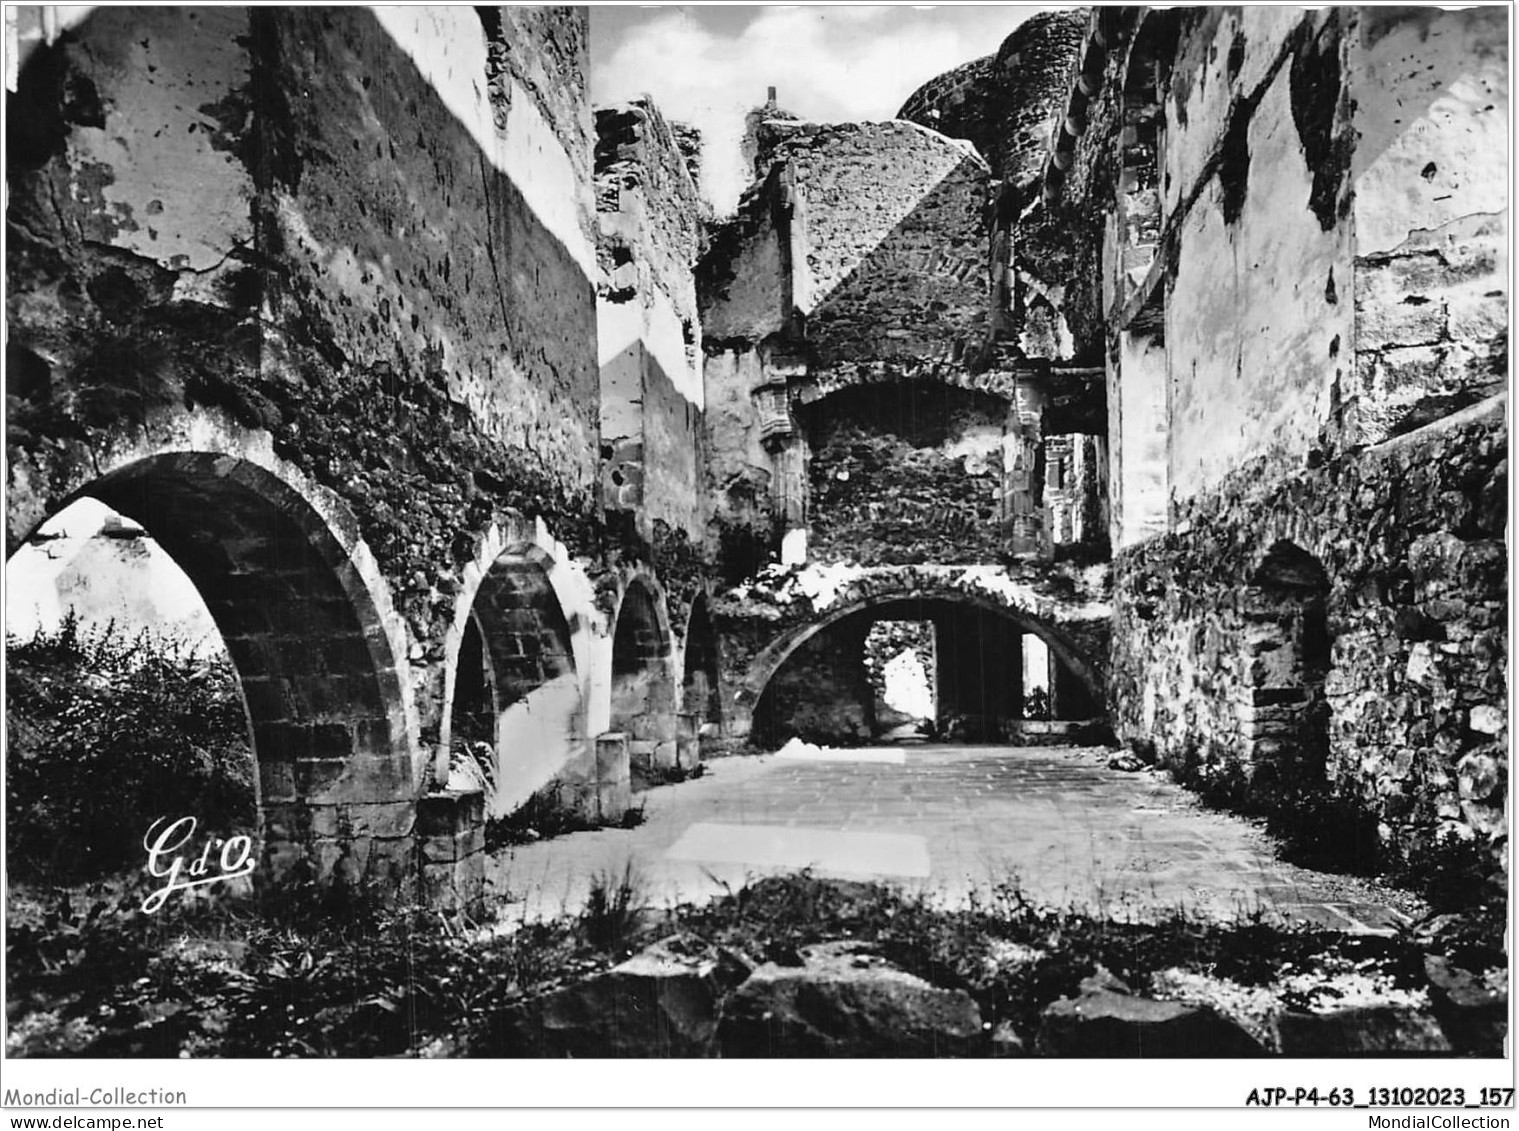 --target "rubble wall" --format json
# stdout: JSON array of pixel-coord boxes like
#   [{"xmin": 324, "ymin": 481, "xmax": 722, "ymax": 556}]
[
  {"xmin": 1111, "ymin": 399, "xmax": 1506, "ymax": 859},
  {"xmin": 899, "ymin": 10, "xmax": 1088, "ymax": 190},
  {"xmin": 780, "ymin": 121, "xmax": 990, "ymax": 368},
  {"xmin": 802, "ymin": 381, "xmax": 1006, "ymax": 565}
]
